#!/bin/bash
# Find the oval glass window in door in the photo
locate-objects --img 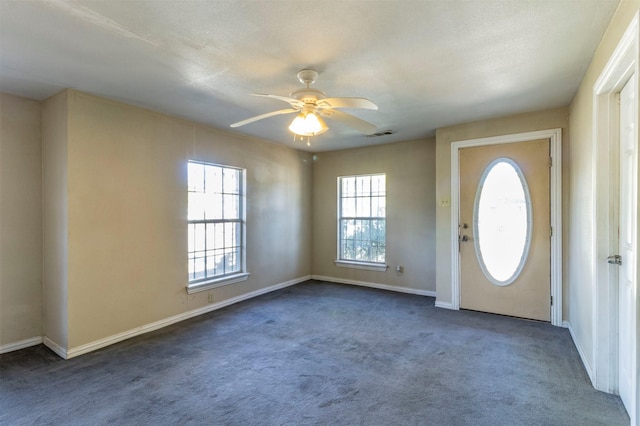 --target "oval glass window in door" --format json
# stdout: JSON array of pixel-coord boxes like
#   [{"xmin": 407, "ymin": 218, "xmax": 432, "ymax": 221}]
[{"xmin": 473, "ymin": 158, "xmax": 532, "ymax": 286}]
